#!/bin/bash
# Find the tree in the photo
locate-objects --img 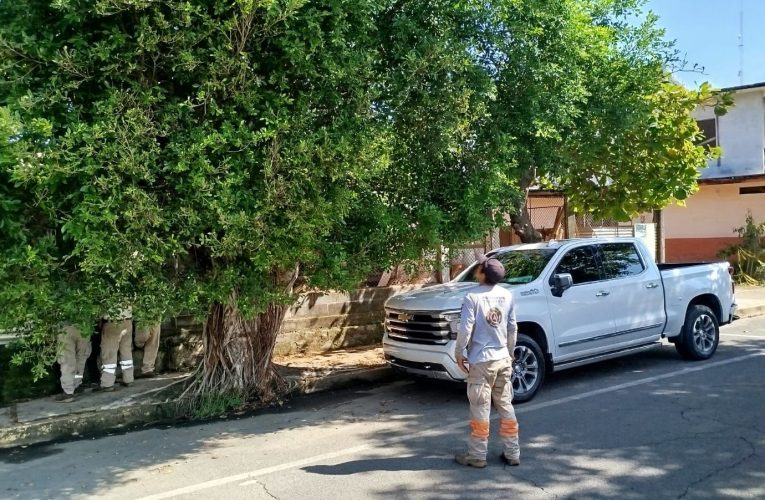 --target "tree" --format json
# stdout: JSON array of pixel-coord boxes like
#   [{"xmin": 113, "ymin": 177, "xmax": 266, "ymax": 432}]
[
  {"xmin": 466, "ymin": 0, "xmax": 725, "ymax": 241},
  {"xmin": 0, "ymin": 0, "xmax": 509, "ymax": 399},
  {"xmin": 0, "ymin": 0, "xmax": 724, "ymax": 401}
]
